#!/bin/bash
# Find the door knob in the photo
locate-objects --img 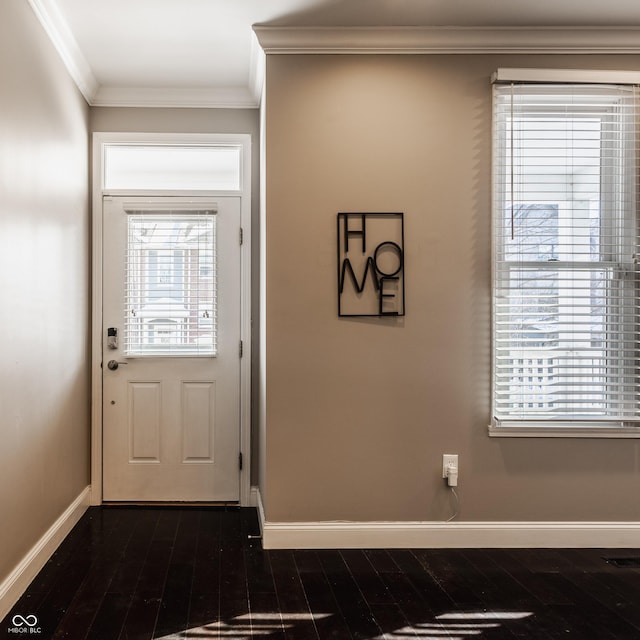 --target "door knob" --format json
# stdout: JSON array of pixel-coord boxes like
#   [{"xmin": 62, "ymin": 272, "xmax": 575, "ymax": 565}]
[{"xmin": 107, "ymin": 360, "xmax": 128, "ymax": 371}]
